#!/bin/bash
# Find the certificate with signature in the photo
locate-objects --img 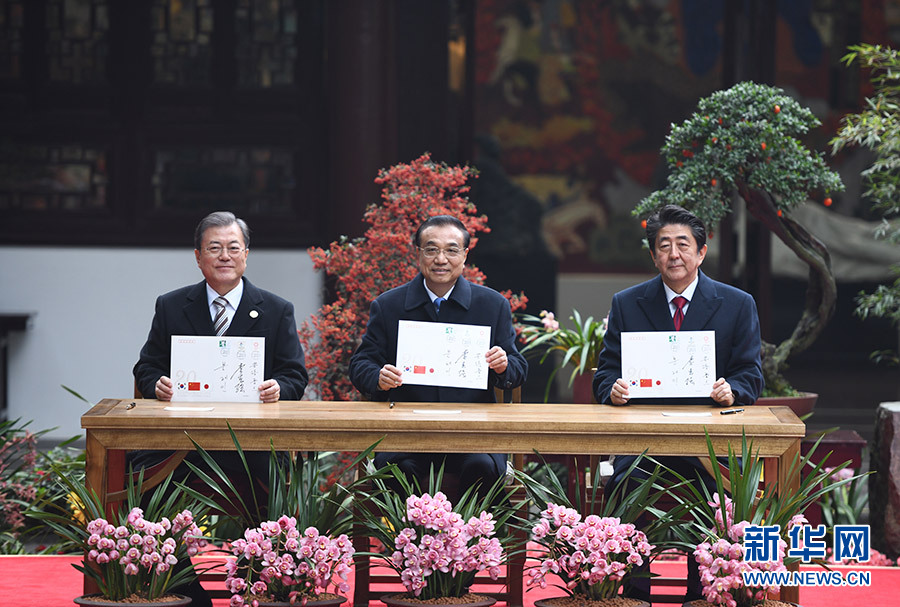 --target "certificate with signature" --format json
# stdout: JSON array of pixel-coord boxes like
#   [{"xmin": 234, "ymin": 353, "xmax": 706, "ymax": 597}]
[
  {"xmin": 396, "ymin": 320, "xmax": 491, "ymax": 390},
  {"xmin": 621, "ymin": 331, "xmax": 715, "ymax": 398},
  {"xmin": 170, "ymin": 335, "xmax": 265, "ymax": 402}
]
